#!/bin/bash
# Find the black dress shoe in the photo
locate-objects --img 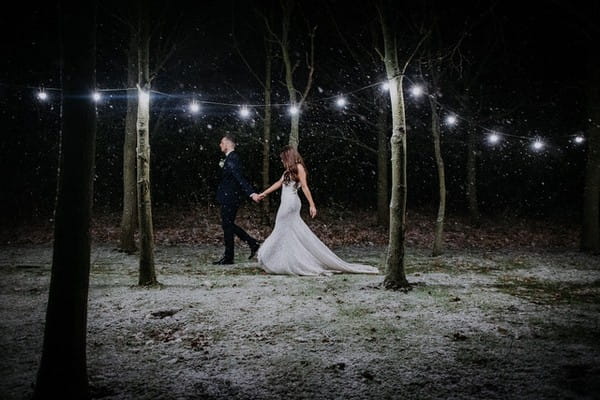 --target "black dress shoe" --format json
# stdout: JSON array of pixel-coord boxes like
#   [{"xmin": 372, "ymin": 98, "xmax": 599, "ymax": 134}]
[
  {"xmin": 213, "ymin": 257, "xmax": 234, "ymax": 265},
  {"xmin": 248, "ymin": 241, "xmax": 262, "ymax": 260}
]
